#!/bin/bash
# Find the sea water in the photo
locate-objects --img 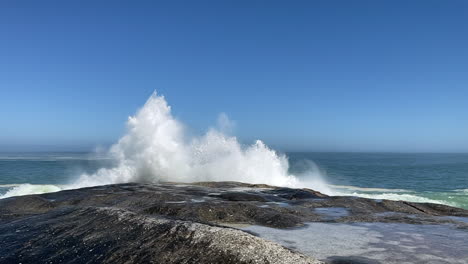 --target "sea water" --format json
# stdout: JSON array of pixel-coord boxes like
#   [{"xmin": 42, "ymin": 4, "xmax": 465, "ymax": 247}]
[
  {"xmin": 0, "ymin": 93, "xmax": 466, "ymax": 209},
  {"xmin": 0, "ymin": 151, "xmax": 467, "ymax": 209},
  {"xmin": 242, "ymin": 222, "xmax": 468, "ymax": 263},
  {"xmin": 289, "ymin": 152, "xmax": 468, "ymax": 209}
]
